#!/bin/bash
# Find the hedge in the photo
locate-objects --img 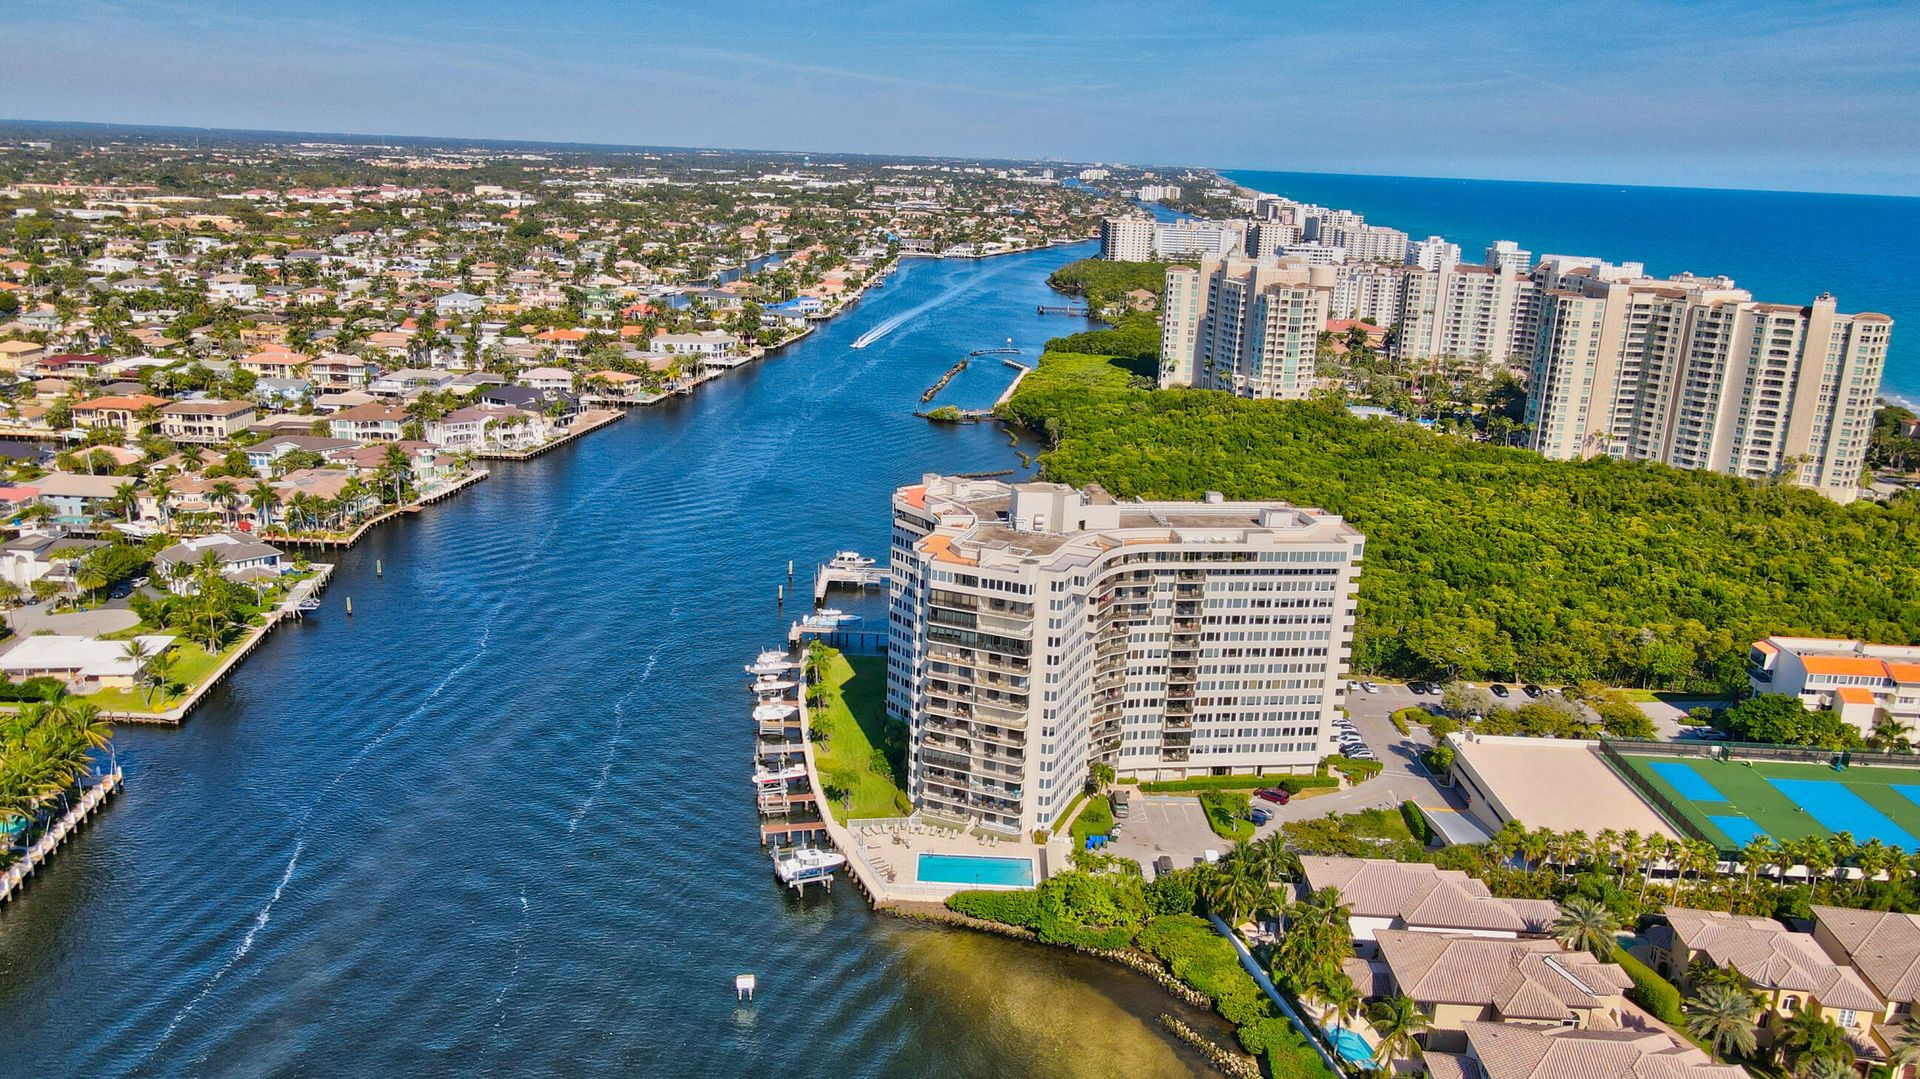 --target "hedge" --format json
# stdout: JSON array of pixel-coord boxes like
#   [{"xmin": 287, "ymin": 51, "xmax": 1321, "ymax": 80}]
[
  {"xmin": 1615, "ymin": 948, "xmax": 1684, "ymax": 1025},
  {"xmin": 946, "ymin": 888, "xmax": 1040, "ymax": 928},
  {"xmin": 1400, "ymin": 800, "xmax": 1431, "ymax": 845},
  {"xmin": 1141, "ymin": 775, "xmax": 1338, "ymax": 794},
  {"xmin": 1326, "ymin": 755, "xmax": 1384, "ymax": 781}
]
